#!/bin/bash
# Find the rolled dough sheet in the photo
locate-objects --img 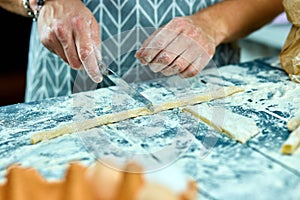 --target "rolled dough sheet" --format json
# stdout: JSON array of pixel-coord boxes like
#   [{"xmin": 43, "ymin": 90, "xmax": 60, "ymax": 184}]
[
  {"xmin": 183, "ymin": 104, "xmax": 260, "ymax": 143},
  {"xmin": 31, "ymin": 86, "xmax": 244, "ymax": 144}
]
